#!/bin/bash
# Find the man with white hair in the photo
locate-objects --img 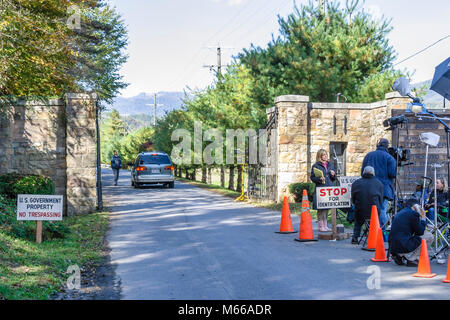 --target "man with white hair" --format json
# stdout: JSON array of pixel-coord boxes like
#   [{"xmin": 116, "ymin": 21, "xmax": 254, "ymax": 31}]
[
  {"xmin": 350, "ymin": 166, "xmax": 384, "ymax": 244},
  {"xmin": 361, "ymin": 138, "xmax": 397, "ymax": 240}
]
